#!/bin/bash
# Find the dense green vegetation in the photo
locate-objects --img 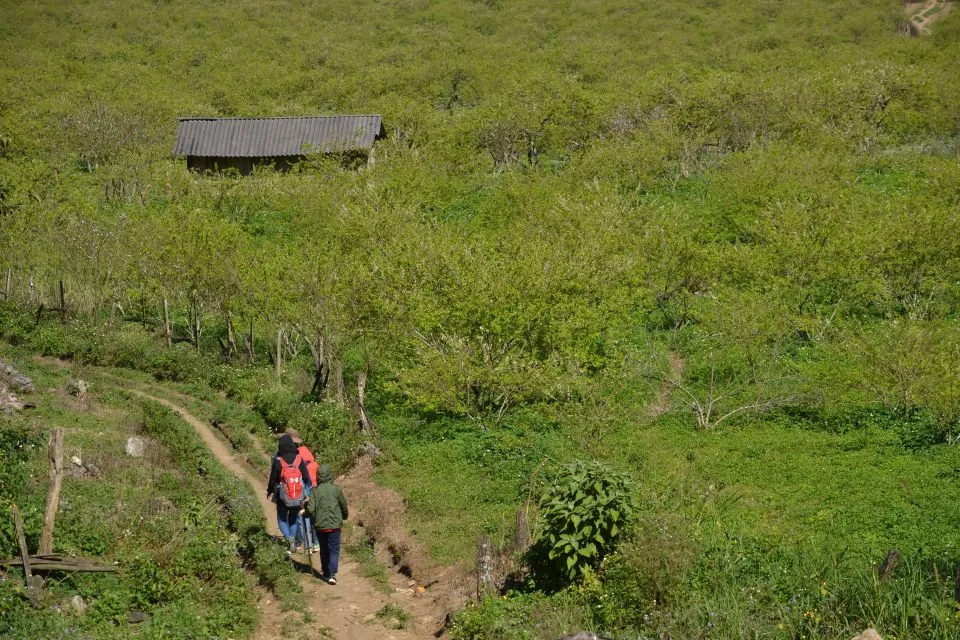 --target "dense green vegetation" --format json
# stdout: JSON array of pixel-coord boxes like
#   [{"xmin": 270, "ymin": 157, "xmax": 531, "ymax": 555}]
[{"xmin": 3, "ymin": 0, "xmax": 960, "ymax": 637}]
